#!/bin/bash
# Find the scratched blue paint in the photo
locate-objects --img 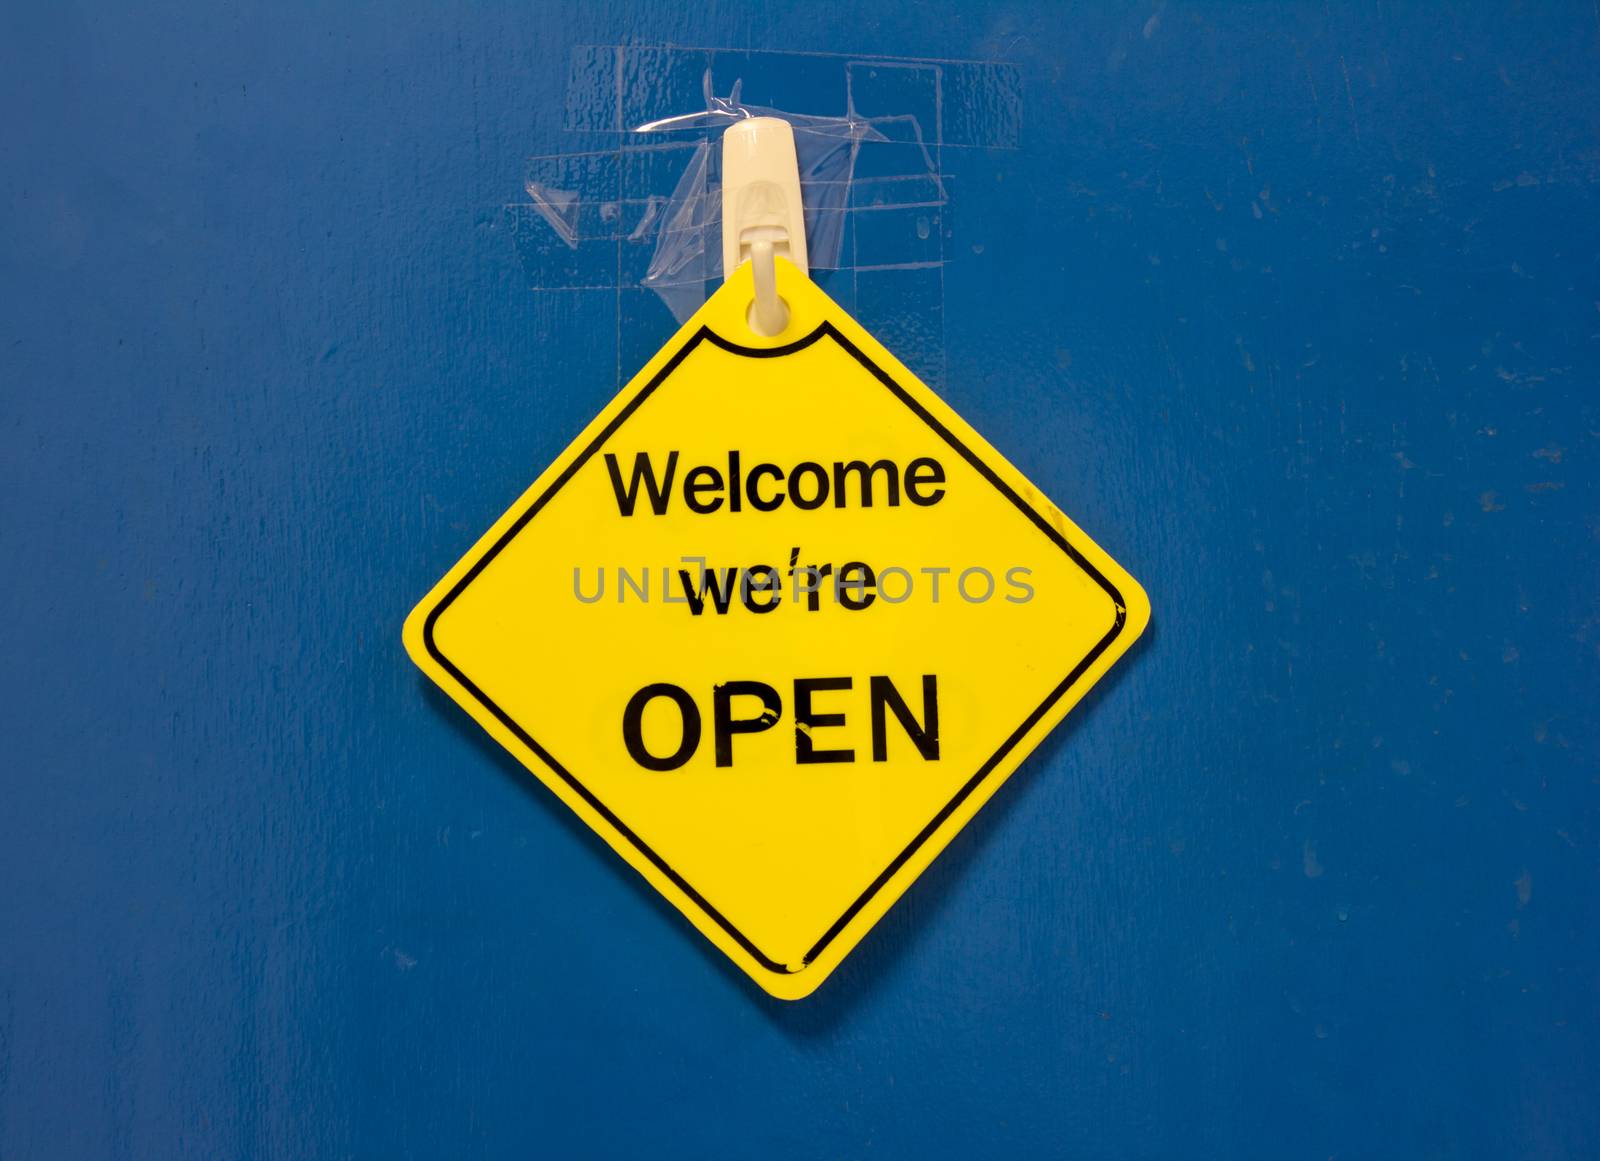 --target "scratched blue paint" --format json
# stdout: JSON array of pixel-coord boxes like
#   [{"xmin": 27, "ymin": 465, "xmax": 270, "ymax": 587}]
[{"xmin": 2, "ymin": 3, "xmax": 1597, "ymax": 1158}]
